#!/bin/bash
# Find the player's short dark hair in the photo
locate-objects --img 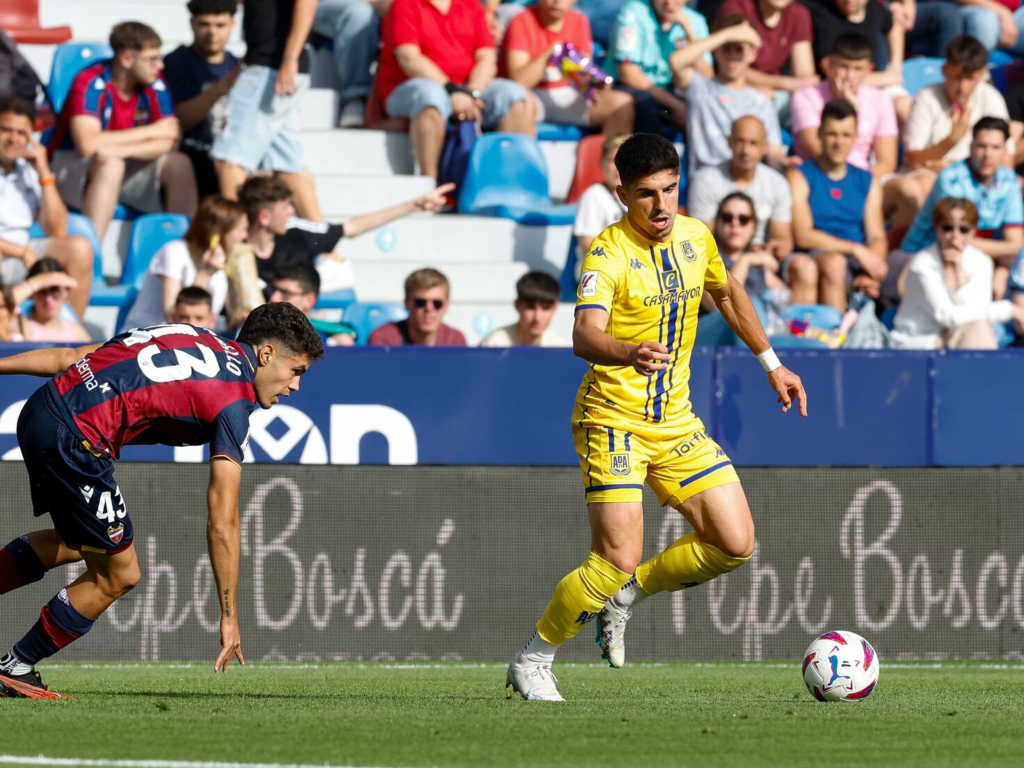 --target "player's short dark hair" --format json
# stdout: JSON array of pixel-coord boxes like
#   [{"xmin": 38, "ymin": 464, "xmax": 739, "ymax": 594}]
[
  {"xmin": 187, "ymin": 0, "xmax": 238, "ymax": 16},
  {"xmin": 237, "ymin": 302, "xmax": 324, "ymax": 361},
  {"xmin": 711, "ymin": 13, "xmax": 747, "ymax": 33},
  {"xmin": 831, "ymin": 32, "xmax": 873, "ymax": 62},
  {"xmin": 945, "ymin": 35, "xmax": 988, "ymax": 73},
  {"xmin": 973, "ymin": 116, "xmax": 1009, "ymax": 141},
  {"xmin": 0, "ymin": 96, "xmax": 36, "ymax": 124},
  {"xmin": 175, "ymin": 285, "xmax": 213, "ymax": 308},
  {"xmin": 238, "ymin": 176, "xmax": 293, "ymax": 223},
  {"xmin": 273, "ymin": 263, "xmax": 321, "ymax": 297},
  {"xmin": 821, "ymin": 98, "xmax": 858, "ymax": 125},
  {"xmin": 28, "ymin": 257, "xmax": 66, "ymax": 280},
  {"xmin": 110, "ymin": 21, "xmax": 161, "ymax": 54},
  {"xmin": 516, "ymin": 271, "xmax": 560, "ymax": 304},
  {"xmin": 614, "ymin": 134, "xmax": 680, "ymax": 189}
]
